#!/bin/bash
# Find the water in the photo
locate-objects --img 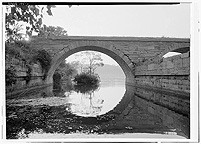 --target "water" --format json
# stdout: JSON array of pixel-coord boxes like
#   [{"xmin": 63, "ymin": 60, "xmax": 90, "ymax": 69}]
[
  {"xmin": 66, "ymin": 84, "xmax": 125, "ymax": 117},
  {"xmin": 6, "ymin": 80, "xmax": 189, "ymax": 140}
]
